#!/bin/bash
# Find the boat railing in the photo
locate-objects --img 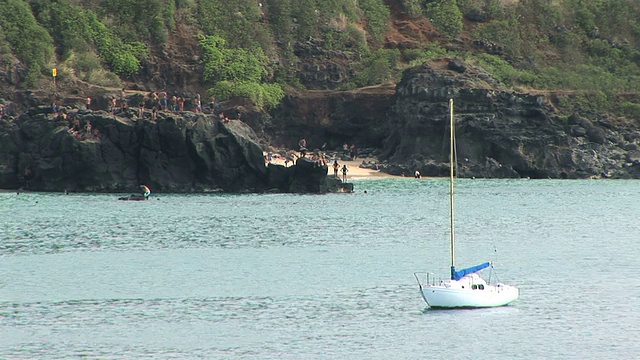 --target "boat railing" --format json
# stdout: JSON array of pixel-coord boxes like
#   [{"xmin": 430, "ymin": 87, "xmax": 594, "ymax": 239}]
[{"xmin": 413, "ymin": 272, "xmax": 444, "ymax": 288}]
